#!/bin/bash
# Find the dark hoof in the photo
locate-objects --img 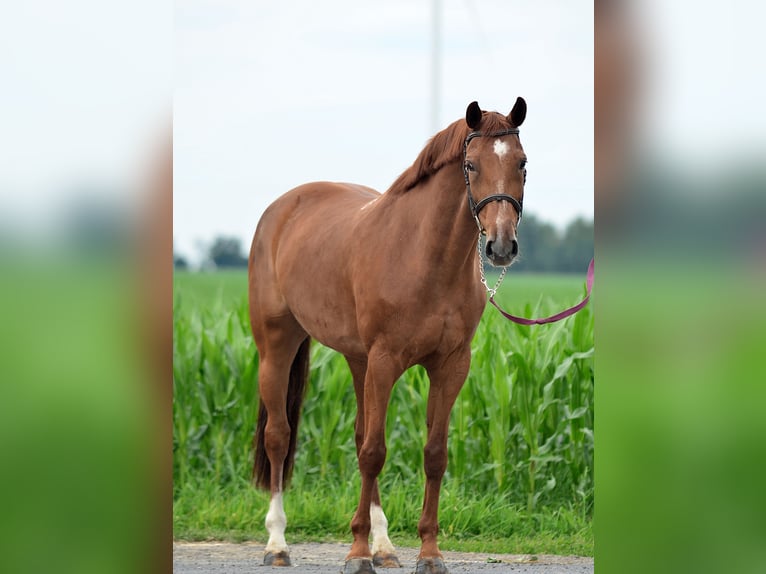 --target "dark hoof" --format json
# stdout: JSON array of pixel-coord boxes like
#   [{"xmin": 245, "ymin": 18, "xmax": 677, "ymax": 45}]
[
  {"xmin": 373, "ymin": 552, "xmax": 402, "ymax": 568},
  {"xmin": 343, "ymin": 557, "xmax": 377, "ymax": 574},
  {"xmin": 414, "ymin": 557, "xmax": 449, "ymax": 574},
  {"xmin": 264, "ymin": 550, "xmax": 291, "ymax": 566}
]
